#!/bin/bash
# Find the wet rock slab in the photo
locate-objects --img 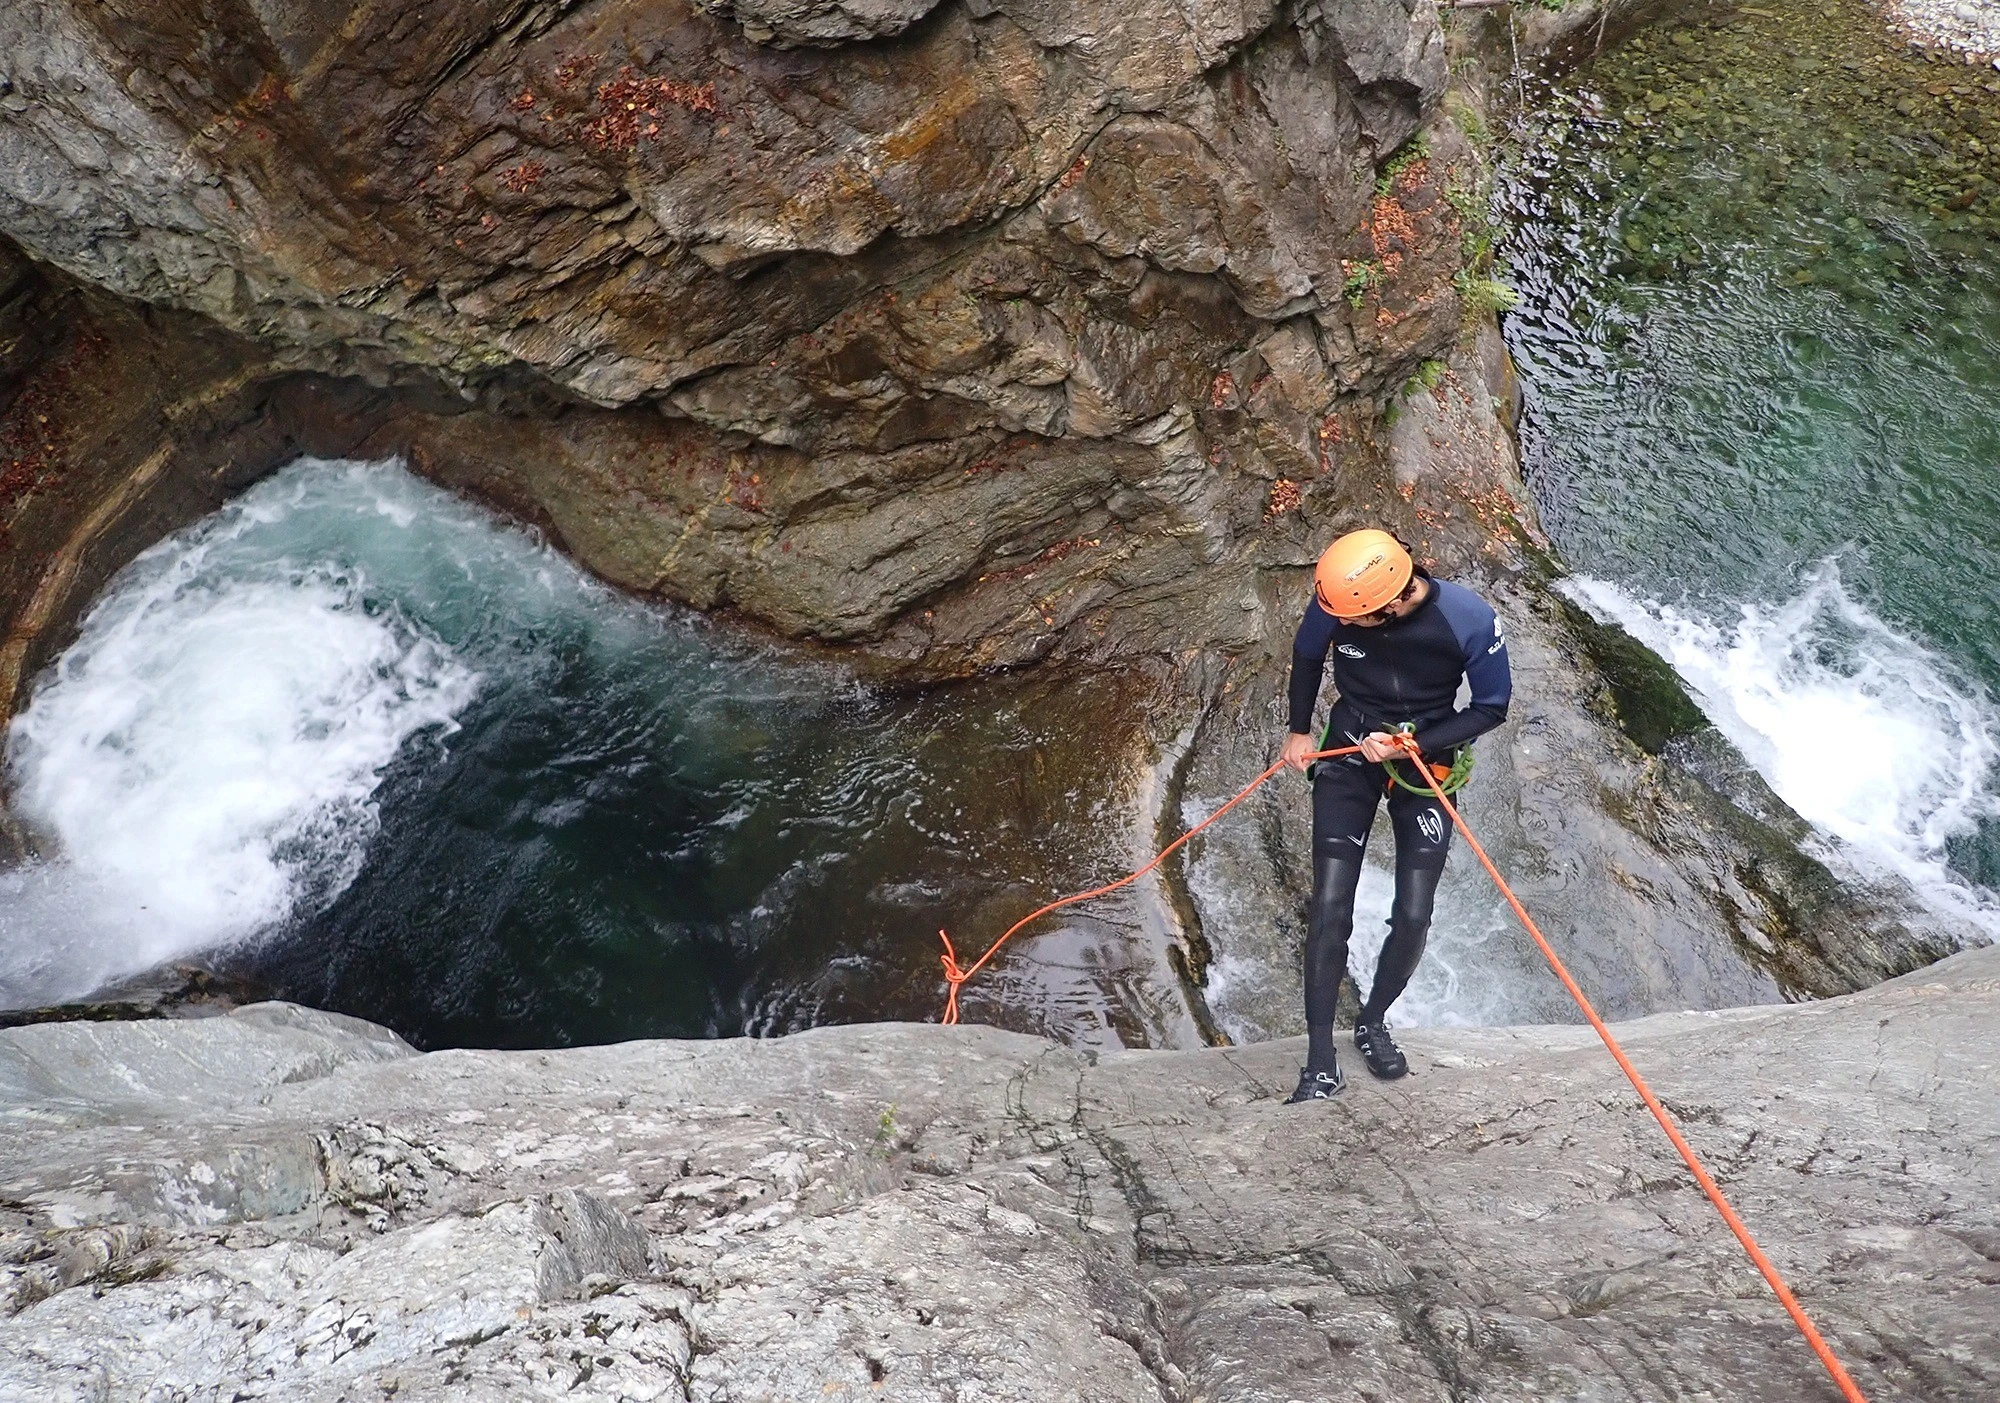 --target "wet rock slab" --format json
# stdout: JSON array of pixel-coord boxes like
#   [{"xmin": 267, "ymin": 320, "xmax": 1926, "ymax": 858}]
[{"xmin": 2, "ymin": 950, "xmax": 1996, "ymax": 1400}]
